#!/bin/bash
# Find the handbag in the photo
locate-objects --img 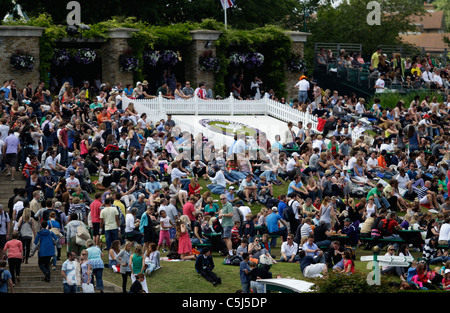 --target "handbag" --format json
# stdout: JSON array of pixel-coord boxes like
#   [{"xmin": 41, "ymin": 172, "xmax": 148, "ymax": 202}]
[
  {"xmin": 49, "ymin": 220, "xmax": 61, "ymax": 237},
  {"xmin": 76, "ymin": 224, "xmax": 90, "ymax": 240},
  {"xmin": 81, "ymin": 283, "xmax": 94, "ymax": 293}
]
